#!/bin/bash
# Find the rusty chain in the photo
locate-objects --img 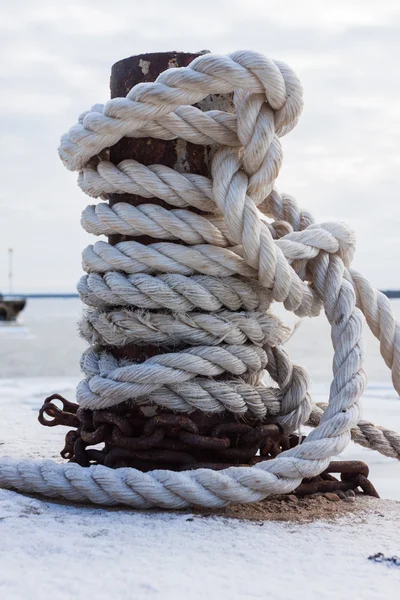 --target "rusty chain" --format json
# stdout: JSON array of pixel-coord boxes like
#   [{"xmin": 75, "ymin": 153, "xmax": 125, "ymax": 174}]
[
  {"xmin": 39, "ymin": 394, "xmax": 289, "ymax": 470},
  {"xmin": 295, "ymin": 460, "xmax": 380, "ymax": 498},
  {"xmin": 38, "ymin": 394, "xmax": 79, "ymax": 428},
  {"xmin": 38, "ymin": 394, "xmax": 379, "ymax": 497}
]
